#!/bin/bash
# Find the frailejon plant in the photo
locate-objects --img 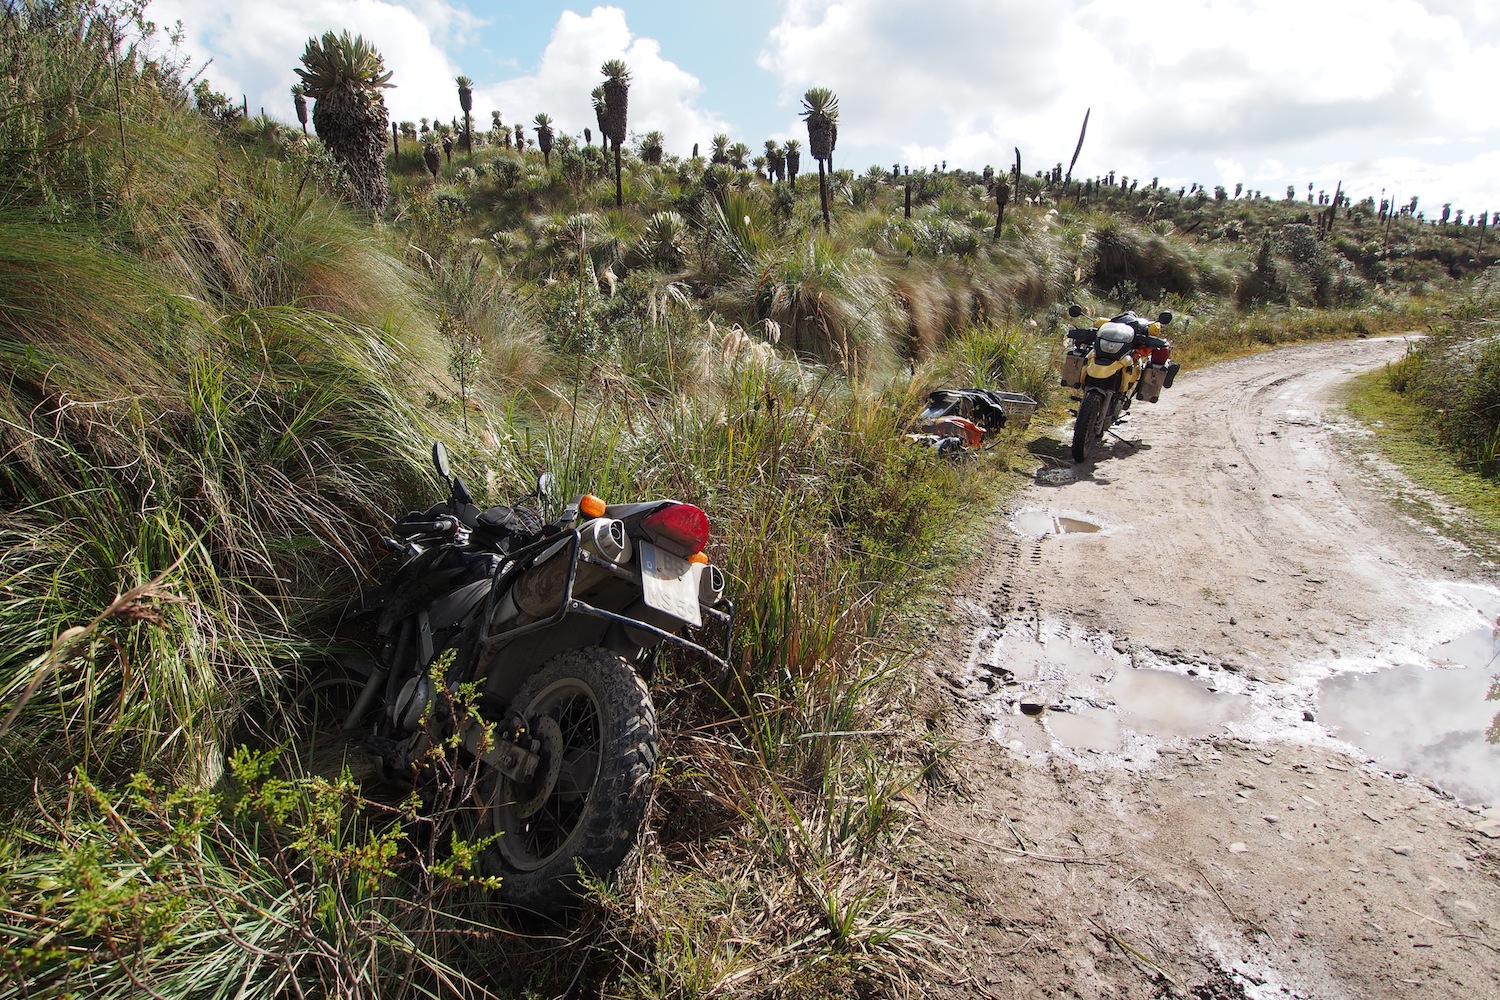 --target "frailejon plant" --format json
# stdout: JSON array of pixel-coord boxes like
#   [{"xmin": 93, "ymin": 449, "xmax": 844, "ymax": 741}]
[
  {"xmin": 295, "ymin": 30, "xmax": 395, "ymax": 212},
  {"xmin": 532, "ymin": 112, "xmax": 555, "ymax": 169},
  {"xmin": 600, "ymin": 59, "xmax": 631, "ymax": 207},
  {"xmin": 455, "ymin": 74, "xmax": 473, "ymax": 155},
  {"xmin": 801, "ymin": 87, "xmax": 840, "ymax": 232}
]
